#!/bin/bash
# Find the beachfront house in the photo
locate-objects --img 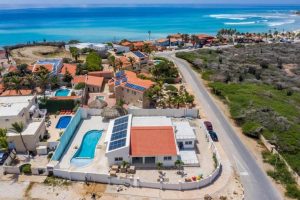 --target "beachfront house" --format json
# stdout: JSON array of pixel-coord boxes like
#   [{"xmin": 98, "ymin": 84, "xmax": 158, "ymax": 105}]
[
  {"xmin": 108, "ymin": 70, "xmax": 154, "ymax": 108},
  {"xmin": 33, "ymin": 58, "xmax": 63, "ymax": 76},
  {"xmin": 66, "ymin": 43, "xmax": 110, "ymax": 53},
  {"xmin": 113, "ymin": 44, "xmax": 130, "ymax": 54},
  {"xmin": 105, "ymin": 115, "xmax": 179, "ymax": 166},
  {"xmin": 0, "ymin": 95, "xmax": 47, "ymax": 153}
]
